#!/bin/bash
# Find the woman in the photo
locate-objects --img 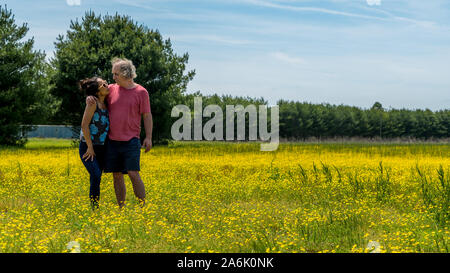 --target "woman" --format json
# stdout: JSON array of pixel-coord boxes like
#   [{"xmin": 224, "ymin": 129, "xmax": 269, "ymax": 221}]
[{"xmin": 78, "ymin": 77, "xmax": 110, "ymax": 209}]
